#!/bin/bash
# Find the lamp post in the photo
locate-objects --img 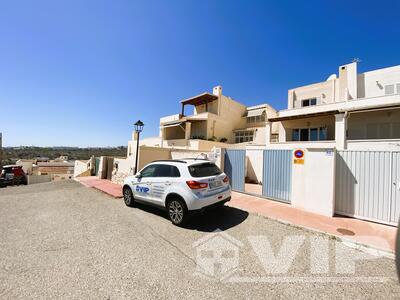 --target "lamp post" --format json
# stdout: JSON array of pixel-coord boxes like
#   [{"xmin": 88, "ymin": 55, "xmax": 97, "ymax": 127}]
[{"xmin": 133, "ymin": 120, "xmax": 144, "ymax": 174}]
